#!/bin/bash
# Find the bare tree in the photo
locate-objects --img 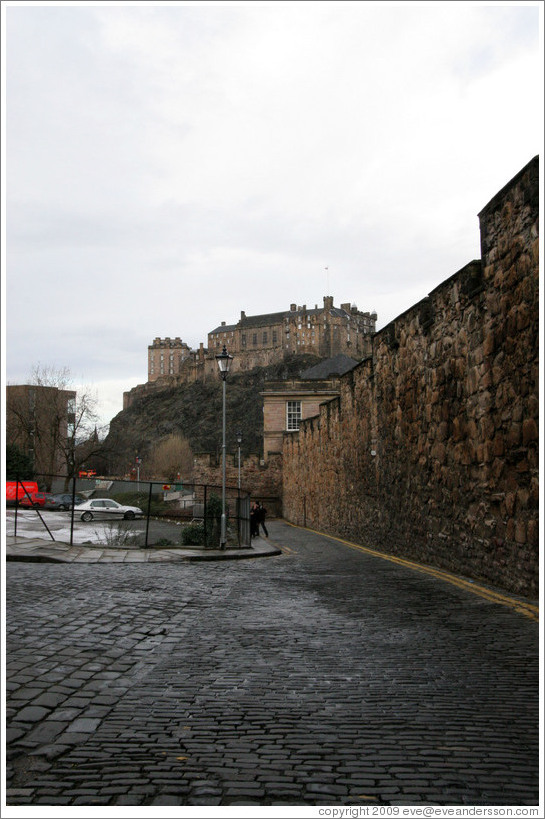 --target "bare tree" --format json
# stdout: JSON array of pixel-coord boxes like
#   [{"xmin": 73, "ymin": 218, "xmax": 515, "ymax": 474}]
[
  {"xmin": 144, "ymin": 433, "xmax": 194, "ymax": 482},
  {"xmin": 7, "ymin": 365, "xmax": 109, "ymax": 489}
]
